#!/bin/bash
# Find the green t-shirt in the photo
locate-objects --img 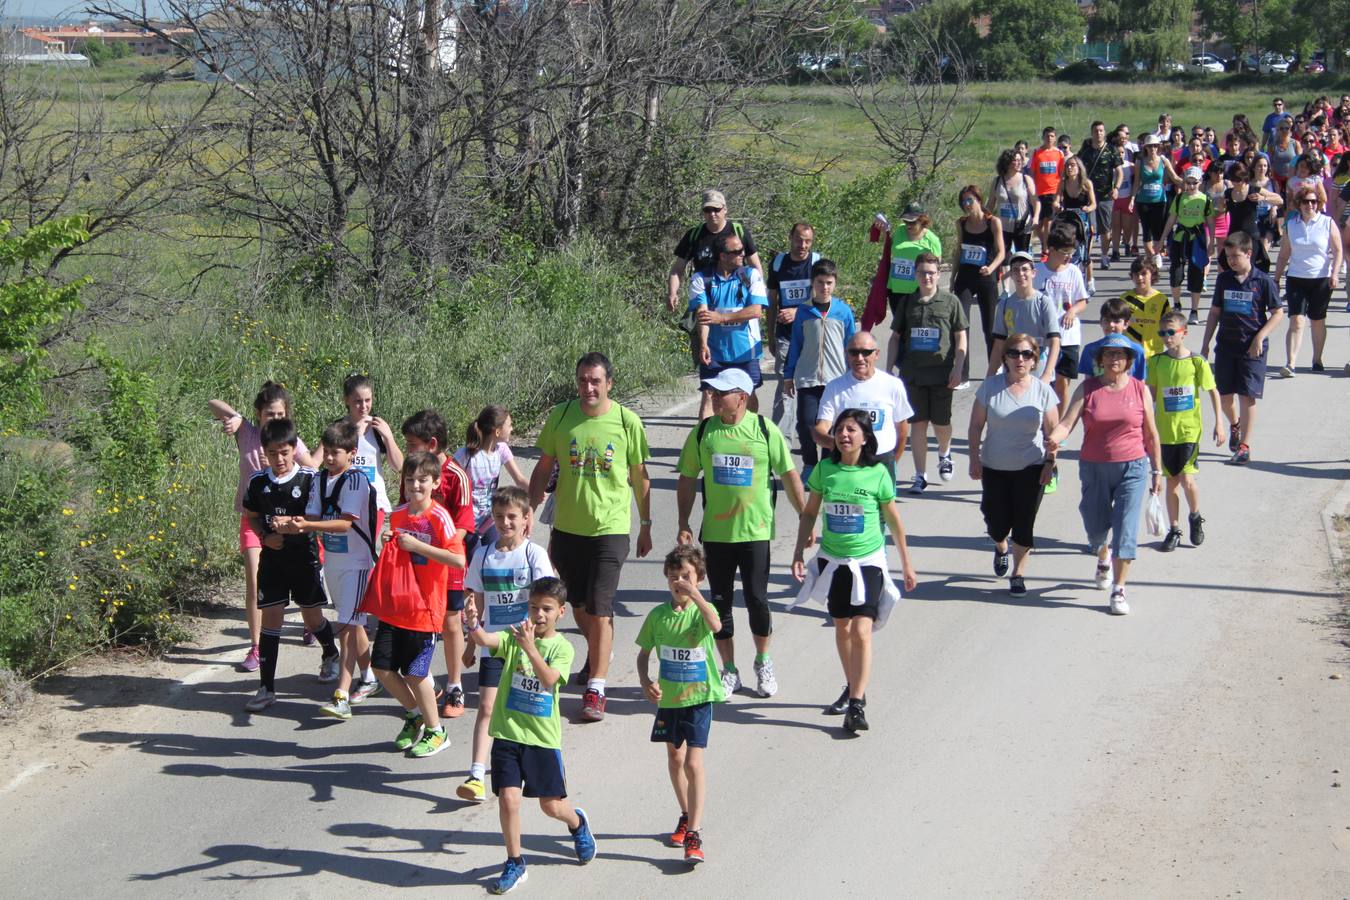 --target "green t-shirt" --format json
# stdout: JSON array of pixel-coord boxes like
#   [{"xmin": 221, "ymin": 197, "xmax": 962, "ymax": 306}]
[
  {"xmin": 896, "ymin": 288, "xmax": 969, "ymax": 385},
  {"xmin": 537, "ymin": 399, "xmax": 650, "ymax": 537},
  {"xmin": 1145, "ymin": 352, "xmax": 1215, "ymax": 445},
  {"xmin": 675, "ymin": 414, "xmax": 793, "ymax": 544},
  {"xmin": 885, "ymin": 229, "xmax": 943, "ymax": 294},
  {"xmin": 1170, "ymin": 192, "xmax": 1213, "ymax": 232},
  {"xmin": 806, "ymin": 458, "xmax": 895, "ymax": 558},
  {"xmin": 635, "ymin": 602, "xmax": 726, "ymax": 708},
  {"xmin": 489, "ymin": 631, "xmax": 575, "ymax": 749}
]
